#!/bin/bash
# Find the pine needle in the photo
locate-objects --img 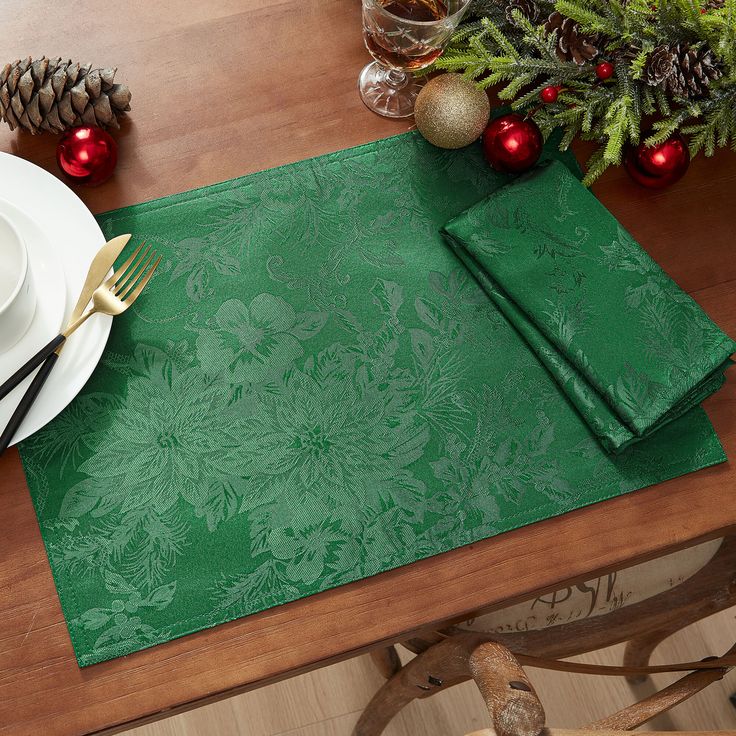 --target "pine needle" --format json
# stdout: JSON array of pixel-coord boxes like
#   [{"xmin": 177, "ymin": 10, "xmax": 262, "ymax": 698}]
[{"xmin": 427, "ymin": 0, "xmax": 736, "ymax": 183}]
